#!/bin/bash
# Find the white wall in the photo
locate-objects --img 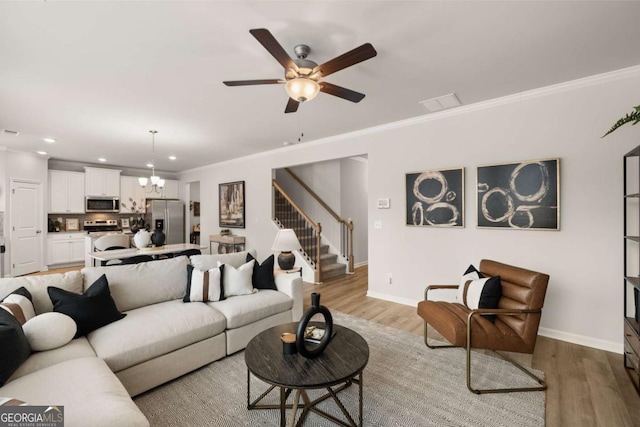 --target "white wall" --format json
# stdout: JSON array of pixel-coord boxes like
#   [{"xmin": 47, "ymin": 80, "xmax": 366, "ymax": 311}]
[
  {"xmin": 181, "ymin": 66, "xmax": 640, "ymax": 352},
  {"xmin": 340, "ymin": 157, "xmax": 368, "ymax": 265}
]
